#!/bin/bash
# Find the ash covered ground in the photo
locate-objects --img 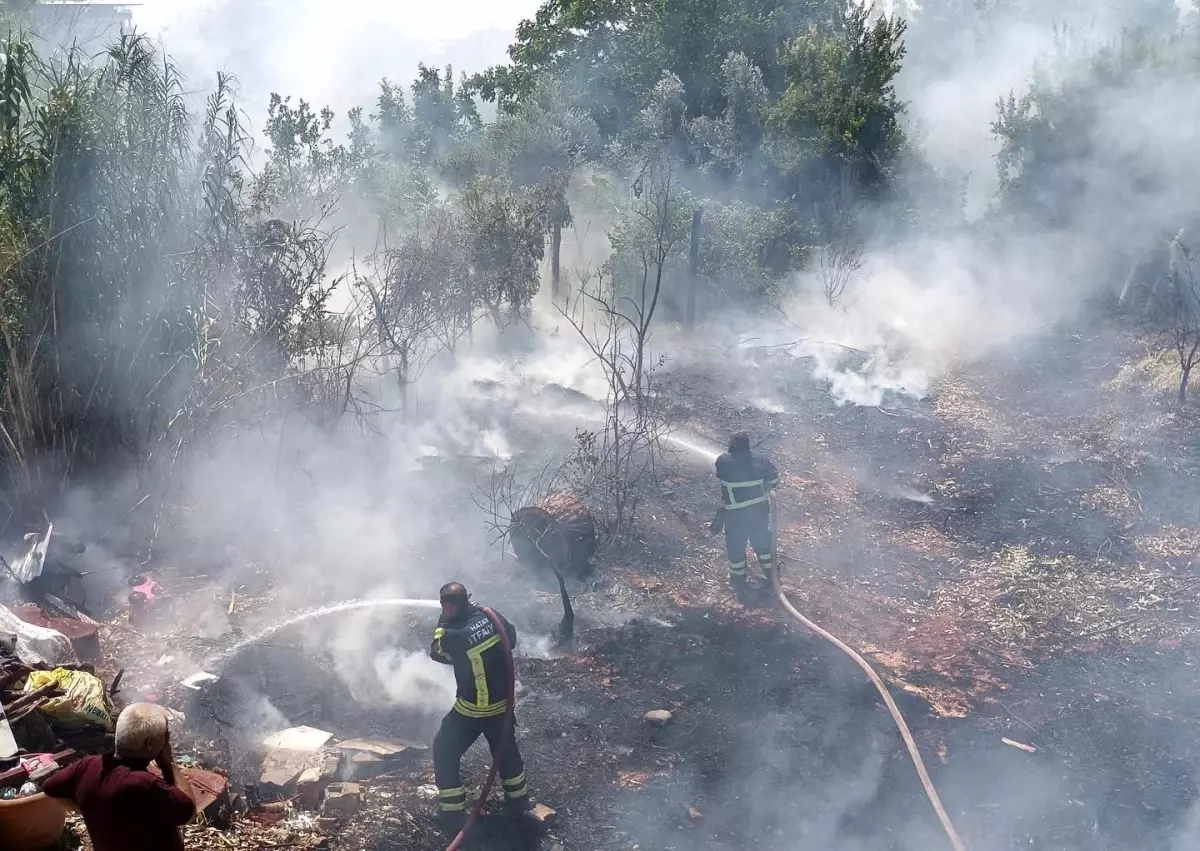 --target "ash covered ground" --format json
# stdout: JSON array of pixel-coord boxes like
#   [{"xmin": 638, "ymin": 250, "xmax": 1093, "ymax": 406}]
[{"xmin": 79, "ymin": 314, "xmax": 1200, "ymax": 851}]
